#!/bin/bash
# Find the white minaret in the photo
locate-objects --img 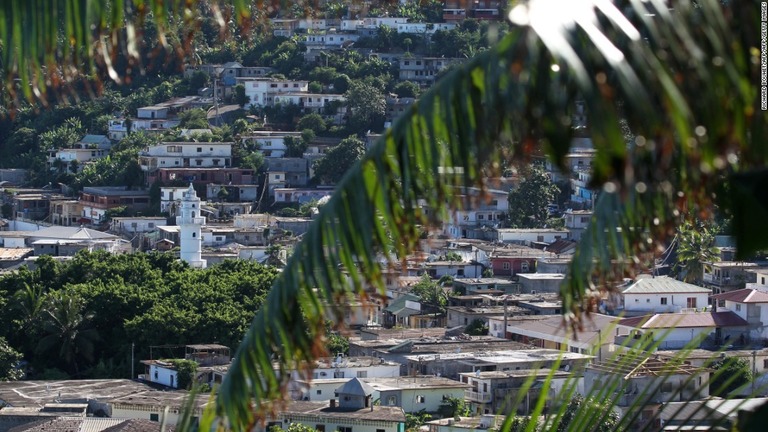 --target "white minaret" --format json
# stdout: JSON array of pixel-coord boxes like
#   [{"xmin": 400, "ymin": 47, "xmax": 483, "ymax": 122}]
[{"xmin": 177, "ymin": 184, "xmax": 207, "ymax": 268}]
